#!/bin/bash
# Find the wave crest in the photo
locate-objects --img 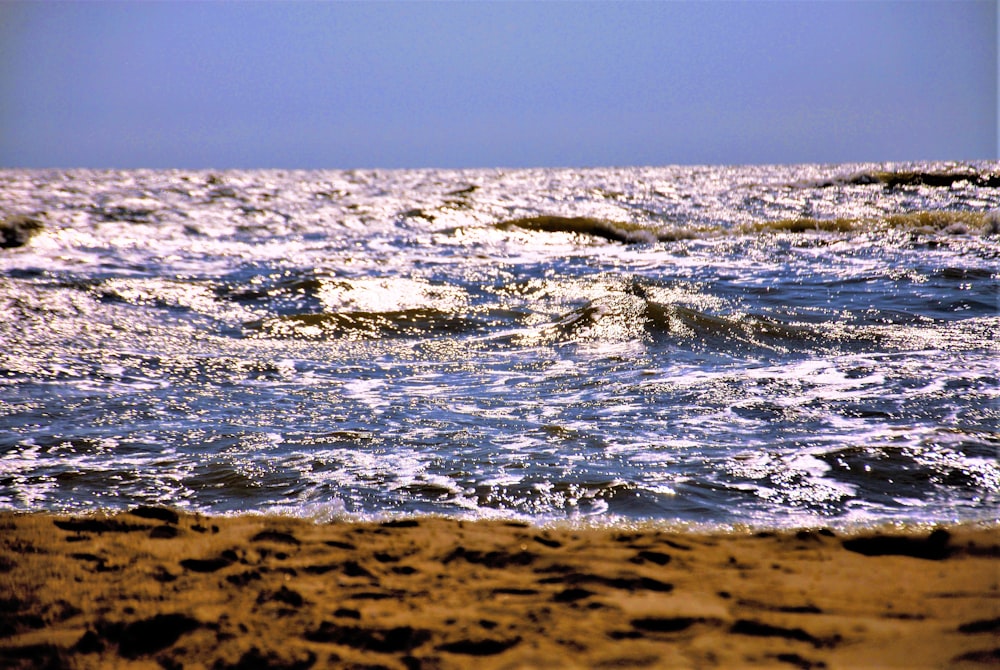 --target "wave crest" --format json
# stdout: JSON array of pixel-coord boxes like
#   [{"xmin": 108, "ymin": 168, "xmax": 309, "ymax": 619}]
[
  {"xmin": 245, "ymin": 309, "xmax": 479, "ymax": 340},
  {"xmin": 496, "ymin": 211, "xmax": 1000, "ymax": 244}
]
